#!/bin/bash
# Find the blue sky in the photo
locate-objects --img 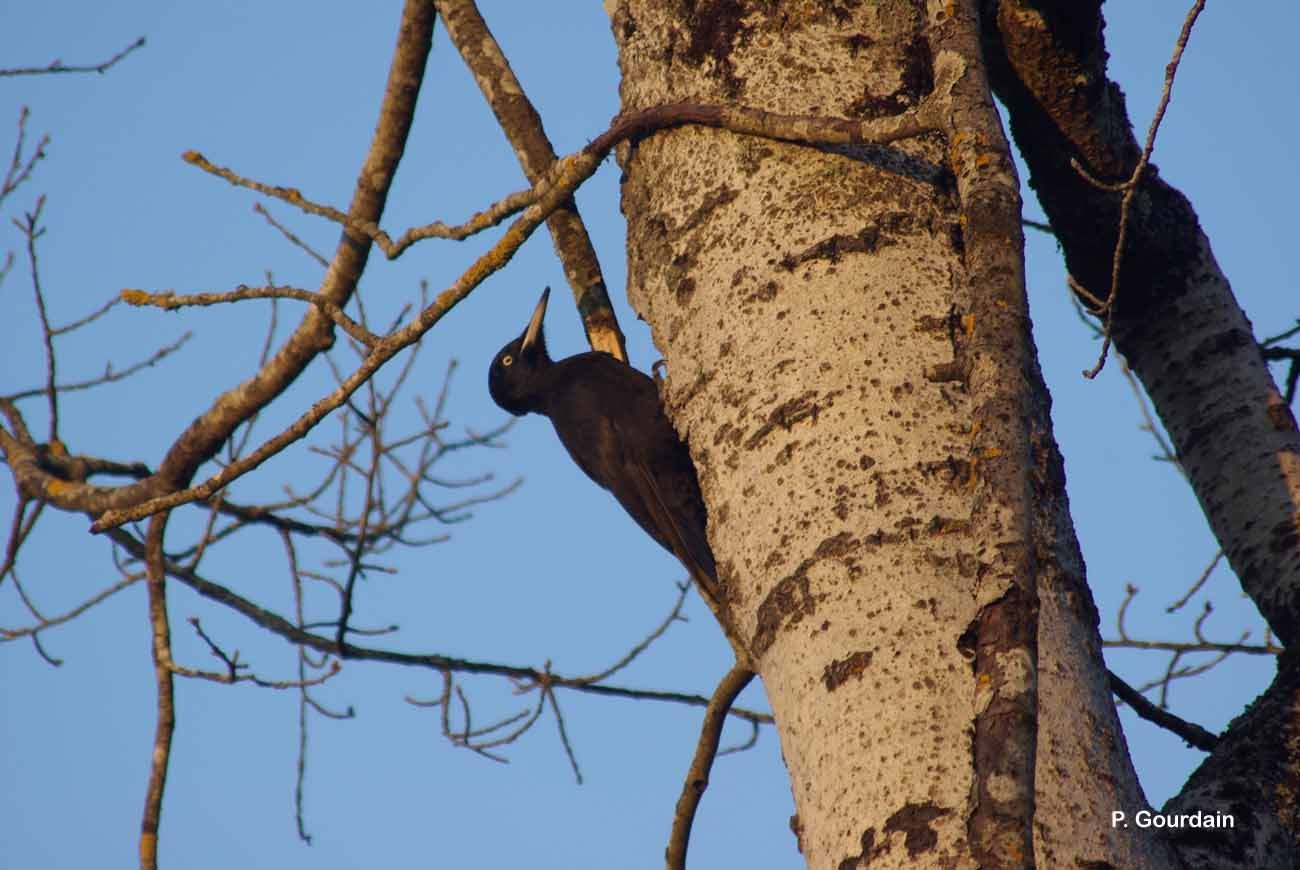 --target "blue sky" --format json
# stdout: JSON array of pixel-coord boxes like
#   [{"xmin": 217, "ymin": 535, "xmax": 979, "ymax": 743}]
[{"xmin": 2, "ymin": 3, "xmax": 1295, "ymax": 868}]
